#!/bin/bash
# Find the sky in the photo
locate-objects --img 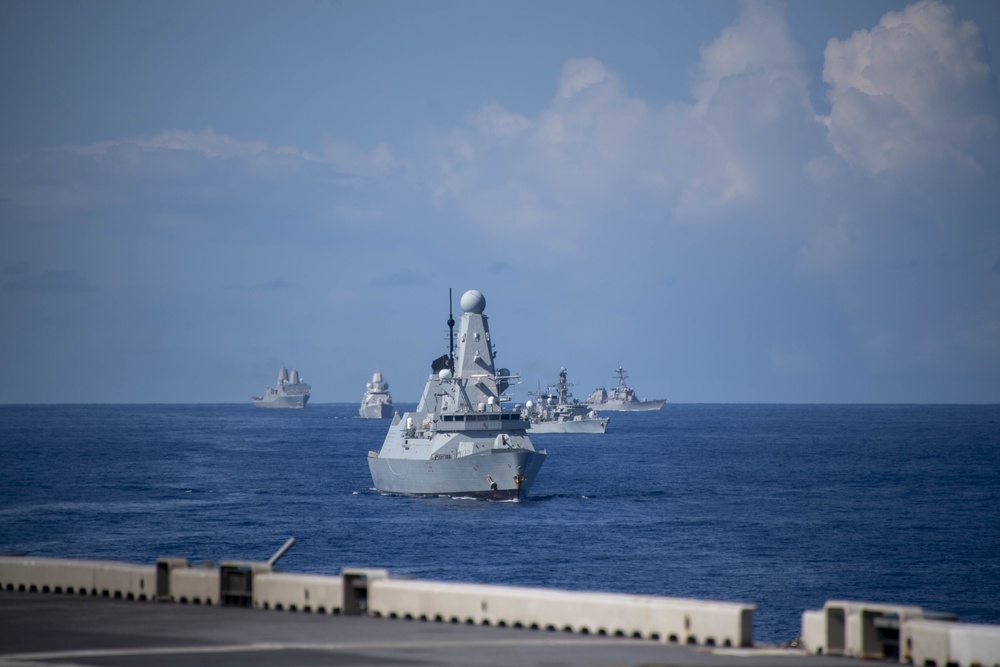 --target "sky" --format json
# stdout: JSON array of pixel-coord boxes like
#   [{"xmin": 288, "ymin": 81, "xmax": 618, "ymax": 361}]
[{"xmin": 1, "ymin": 0, "xmax": 999, "ymax": 404}]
